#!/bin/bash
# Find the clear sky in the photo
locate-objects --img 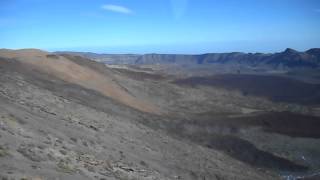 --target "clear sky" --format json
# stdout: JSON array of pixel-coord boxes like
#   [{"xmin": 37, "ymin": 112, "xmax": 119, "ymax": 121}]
[{"xmin": 1, "ymin": 0, "xmax": 320, "ymax": 54}]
